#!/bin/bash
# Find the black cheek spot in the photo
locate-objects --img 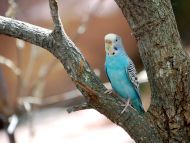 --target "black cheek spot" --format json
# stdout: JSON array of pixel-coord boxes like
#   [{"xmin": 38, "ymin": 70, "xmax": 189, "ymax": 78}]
[{"xmin": 114, "ymin": 47, "xmax": 118, "ymax": 50}]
